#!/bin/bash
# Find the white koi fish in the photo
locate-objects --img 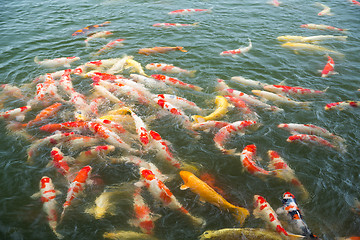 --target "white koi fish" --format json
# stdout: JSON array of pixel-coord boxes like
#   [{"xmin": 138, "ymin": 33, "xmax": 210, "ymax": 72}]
[
  {"xmin": 34, "ymin": 56, "xmax": 80, "ymax": 68},
  {"xmin": 281, "ymin": 42, "xmax": 344, "ymax": 57},
  {"xmin": 152, "ymin": 22, "xmax": 199, "ymax": 28},
  {"xmin": 220, "ymin": 39, "xmax": 252, "ymax": 57},
  {"xmin": 168, "ymin": 8, "xmax": 212, "ymax": 15},
  {"xmin": 277, "ymin": 35, "xmax": 347, "ymax": 43},
  {"xmin": 146, "ymin": 63, "xmax": 196, "ymax": 77},
  {"xmin": 300, "ymin": 24, "xmax": 348, "ymax": 33},
  {"xmin": 252, "ymin": 90, "xmax": 311, "ymax": 109},
  {"xmin": 95, "ymin": 38, "xmax": 125, "ymax": 55},
  {"xmin": 231, "ymin": 76, "xmax": 267, "ymax": 88},
  {"xmin": 315, "ymin": 2, "xmax": 333, "ymax": 16},
  {"xmin": 240, "ymin": 145, "xmax": 271, "ymax": 176},
  {"xmin": 85, "ymin": 58, "xmax": 121, "ymax": 70},
  {"xmin": 85, "ymin": 31, "xmax": 113, "ymax": 47},
  {"xmin": 157, "ymin": 94, "xmax": 202, "ymax": 113},
  {"xmin": 192, "ymin": 120, "xmax": 229, "ymax": 132},
  {"xmin": 0, "ymin": 105, "xmax": 31, "ymax": 122}
]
